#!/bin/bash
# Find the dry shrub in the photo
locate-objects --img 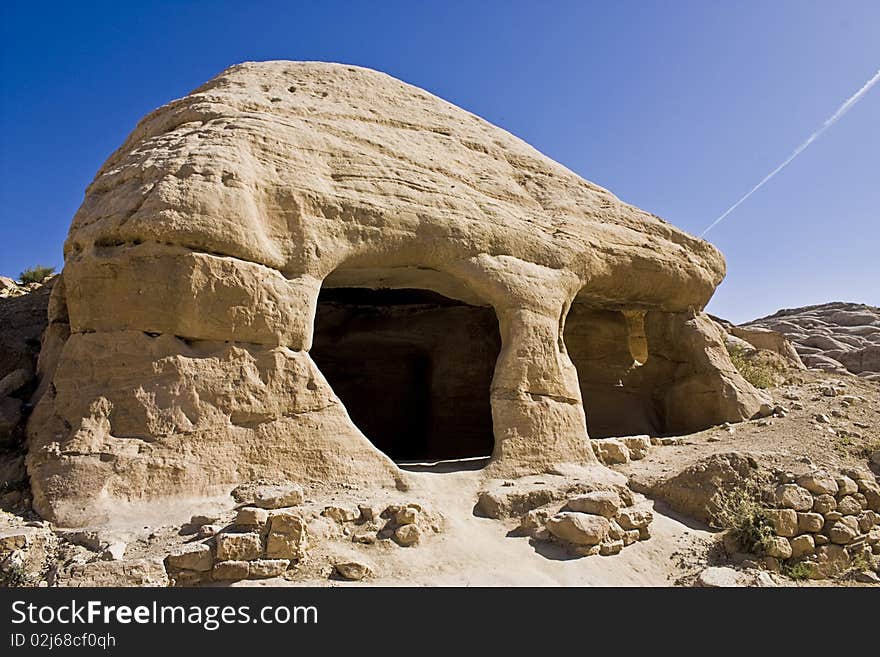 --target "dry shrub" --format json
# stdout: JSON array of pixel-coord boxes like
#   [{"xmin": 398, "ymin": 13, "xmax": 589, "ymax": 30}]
[
  {"xmin": 710, "ymin": 480, "xmax": 775, "ymax": 553},
  {"xmin": 726, "ymin": 344, "xmax": 781, "ymax": 389}
]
